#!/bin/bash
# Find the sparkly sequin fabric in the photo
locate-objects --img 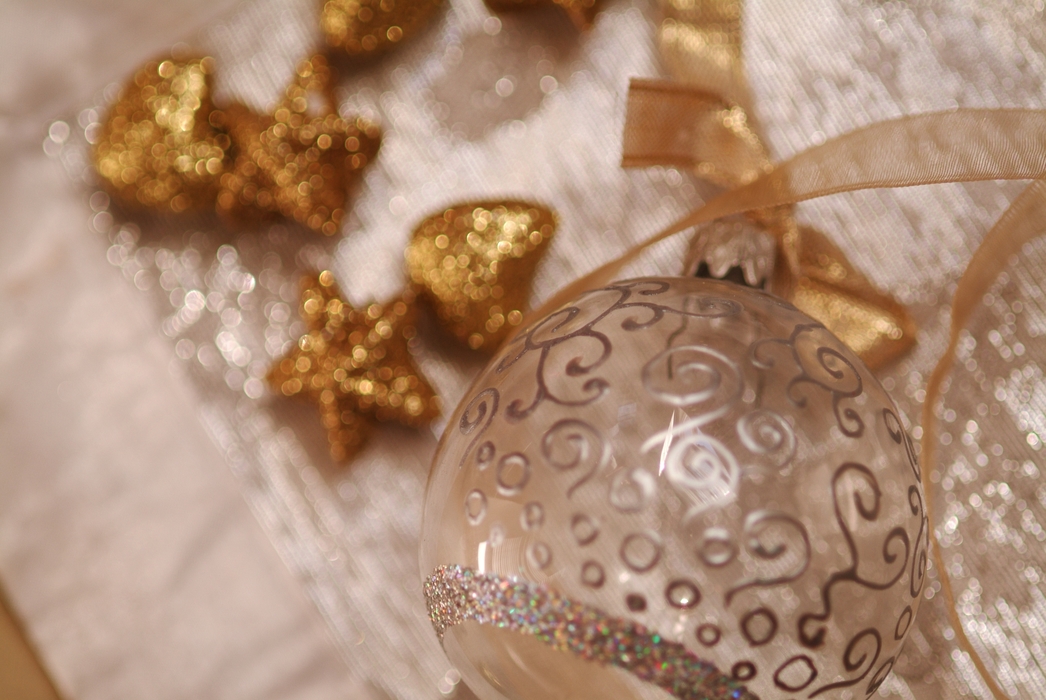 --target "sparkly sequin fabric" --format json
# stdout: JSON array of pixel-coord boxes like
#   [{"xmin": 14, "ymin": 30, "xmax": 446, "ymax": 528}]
[
  {"xmin": 425, "ymin": 565, "xmax": 757, "ymax": 700},
  {"xmin": 47, "ymin": 0, "xmax": 1046, "ymax": 698}
]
